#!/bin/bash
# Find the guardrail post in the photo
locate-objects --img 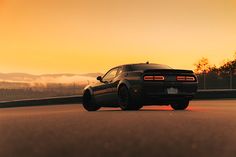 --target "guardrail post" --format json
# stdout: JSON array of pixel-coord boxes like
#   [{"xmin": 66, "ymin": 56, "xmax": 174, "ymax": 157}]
[
  {"xmin": 230, "ymin": 70, "xmax": 233, "ymax": 89},
  {"xmin": 203, "ymin": 72, "xmax": 206, "ymax": 89}
]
